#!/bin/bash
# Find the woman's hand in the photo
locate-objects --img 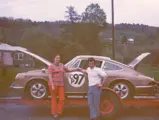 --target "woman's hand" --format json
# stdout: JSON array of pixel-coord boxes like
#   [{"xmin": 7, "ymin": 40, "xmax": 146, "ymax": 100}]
[
  {"xmin": 77, "ymin": 68, "xmax": 82, "ymax": 71},
  {"xmin": 52, "ymin": 85, "xmax": 55, "ymax": 91},
  {"xmin": 48, "ymin": 81, "xmax": 55, "ymax": 91}
]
